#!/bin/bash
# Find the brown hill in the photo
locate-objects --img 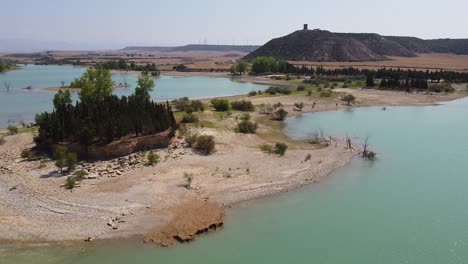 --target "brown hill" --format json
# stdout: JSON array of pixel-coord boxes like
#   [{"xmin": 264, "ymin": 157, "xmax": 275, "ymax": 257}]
[
  {"xmin": 244, "ymin": 29, "xmax": 416, "ymax": 62},
  {"xmin": 245, "ymin": 28, "xmax": 468, "ymax": 62}
]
